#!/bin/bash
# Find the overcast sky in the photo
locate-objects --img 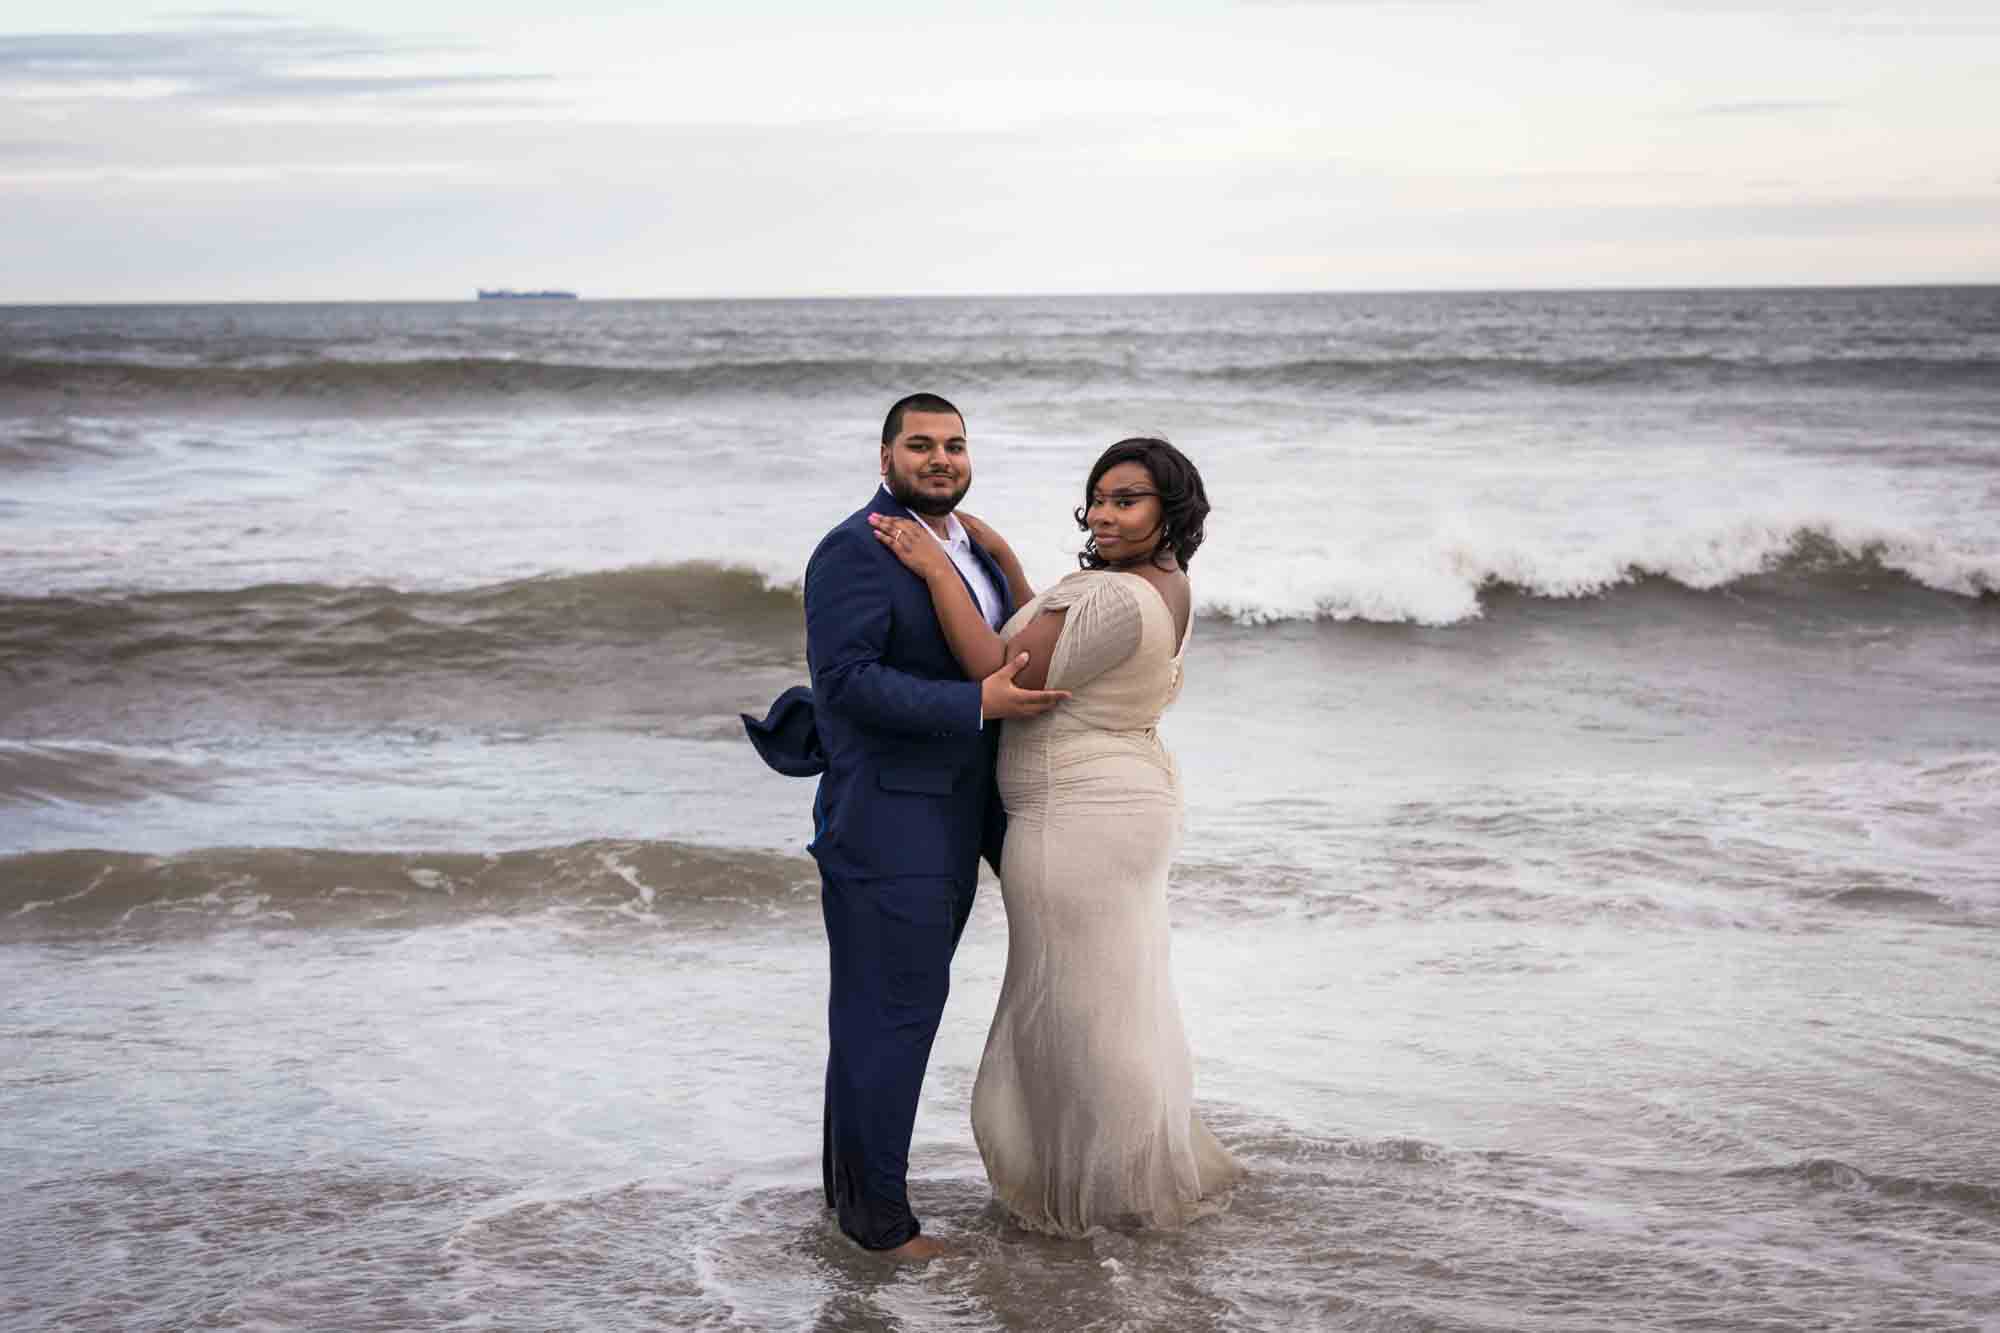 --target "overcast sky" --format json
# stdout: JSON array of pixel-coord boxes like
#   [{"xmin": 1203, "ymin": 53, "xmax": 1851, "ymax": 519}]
[{"xmin": 4, "ymin": 1, "xmax": 1996, "ymax": 301}]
